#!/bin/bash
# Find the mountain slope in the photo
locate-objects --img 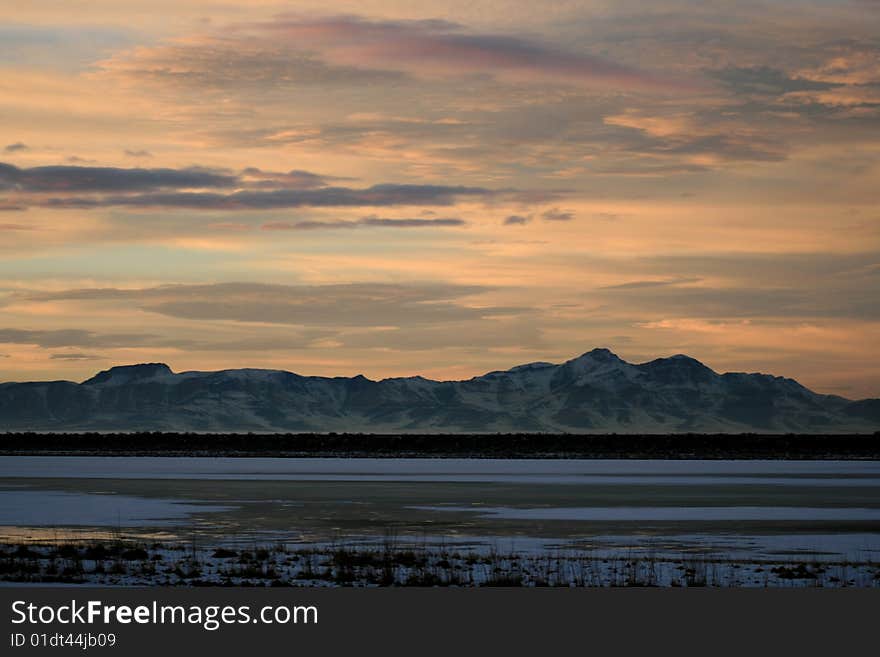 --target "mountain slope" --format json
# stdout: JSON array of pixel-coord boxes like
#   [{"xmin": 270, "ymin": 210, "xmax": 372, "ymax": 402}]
[{"xmin": 0, "ymin": 349, "xmax": 876, "ymax": 433}]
